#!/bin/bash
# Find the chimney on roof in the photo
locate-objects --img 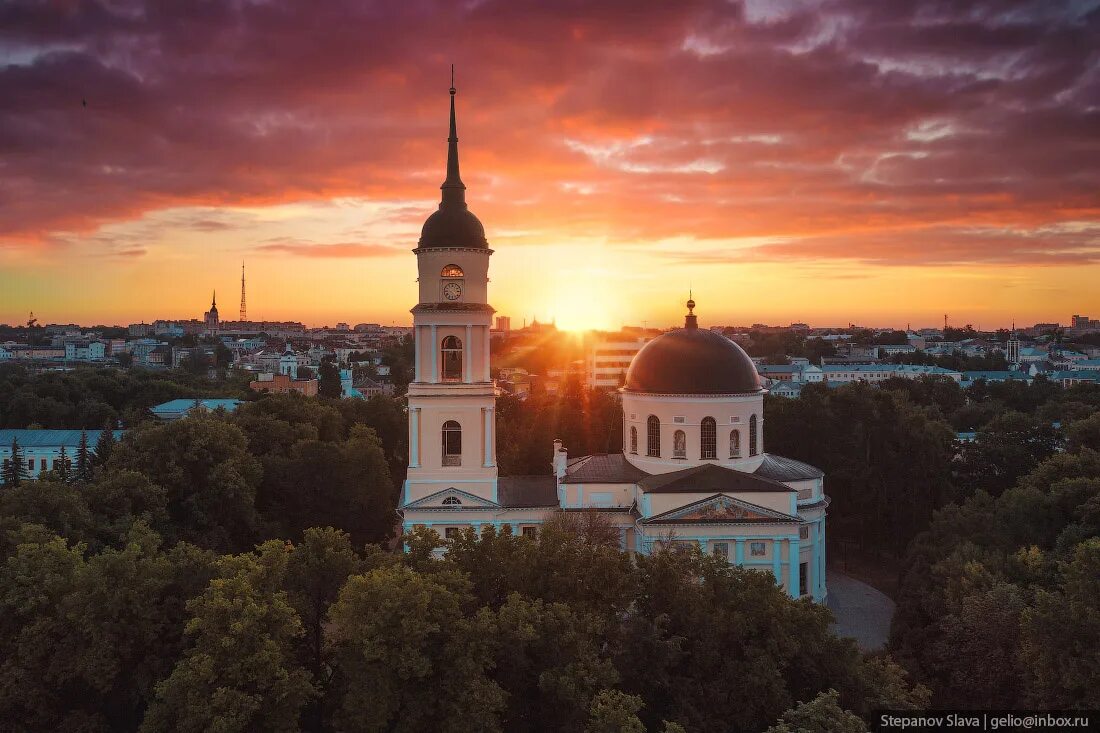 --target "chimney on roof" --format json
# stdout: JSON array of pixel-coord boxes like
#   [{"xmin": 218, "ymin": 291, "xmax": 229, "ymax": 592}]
[{"xmin": 552, "ymin": 438, "xmax": 567, "ymax": 481}]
